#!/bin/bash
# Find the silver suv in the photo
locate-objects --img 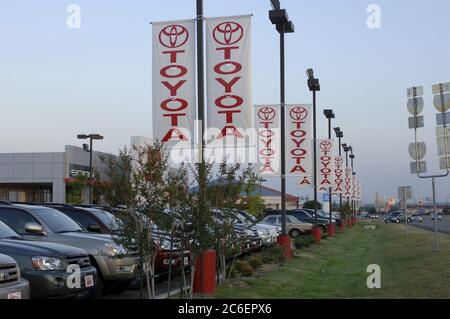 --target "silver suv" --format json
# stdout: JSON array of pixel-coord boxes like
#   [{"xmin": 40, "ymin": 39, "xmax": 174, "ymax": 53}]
[{"xmin": 0, "ymin": 254, "xmax": 30, "ymax": 299}]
